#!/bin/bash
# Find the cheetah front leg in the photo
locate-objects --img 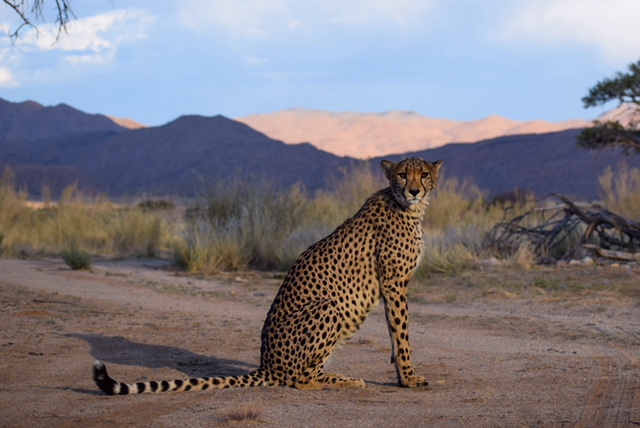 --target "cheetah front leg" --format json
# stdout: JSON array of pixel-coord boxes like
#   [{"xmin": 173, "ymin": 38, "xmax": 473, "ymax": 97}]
[{"xmin": 381, "ymin": 280, "xmax": 428, "ymax": 388}]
